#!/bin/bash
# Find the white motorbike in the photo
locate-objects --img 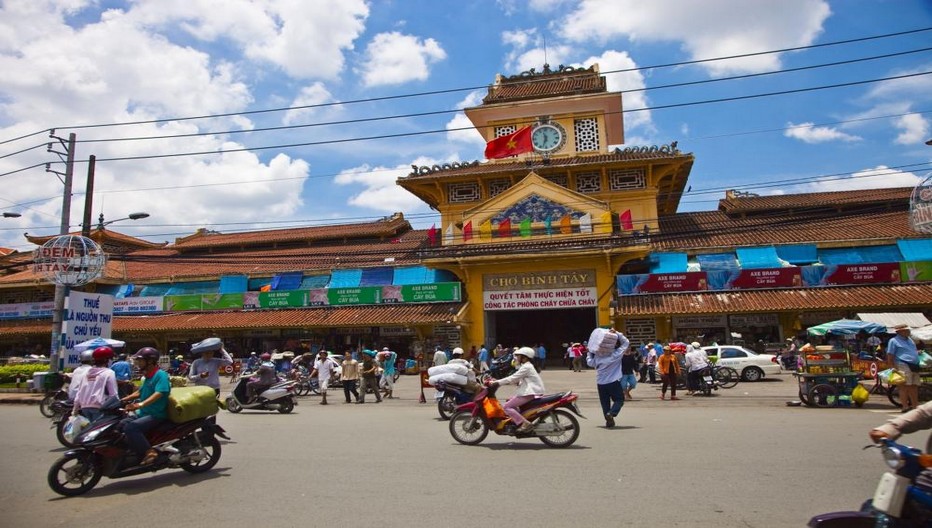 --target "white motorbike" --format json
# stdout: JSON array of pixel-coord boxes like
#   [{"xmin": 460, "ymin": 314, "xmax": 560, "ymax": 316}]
[{"xmin": 225, "ymin": 377, "xmax": 297, "ymax": 414}]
